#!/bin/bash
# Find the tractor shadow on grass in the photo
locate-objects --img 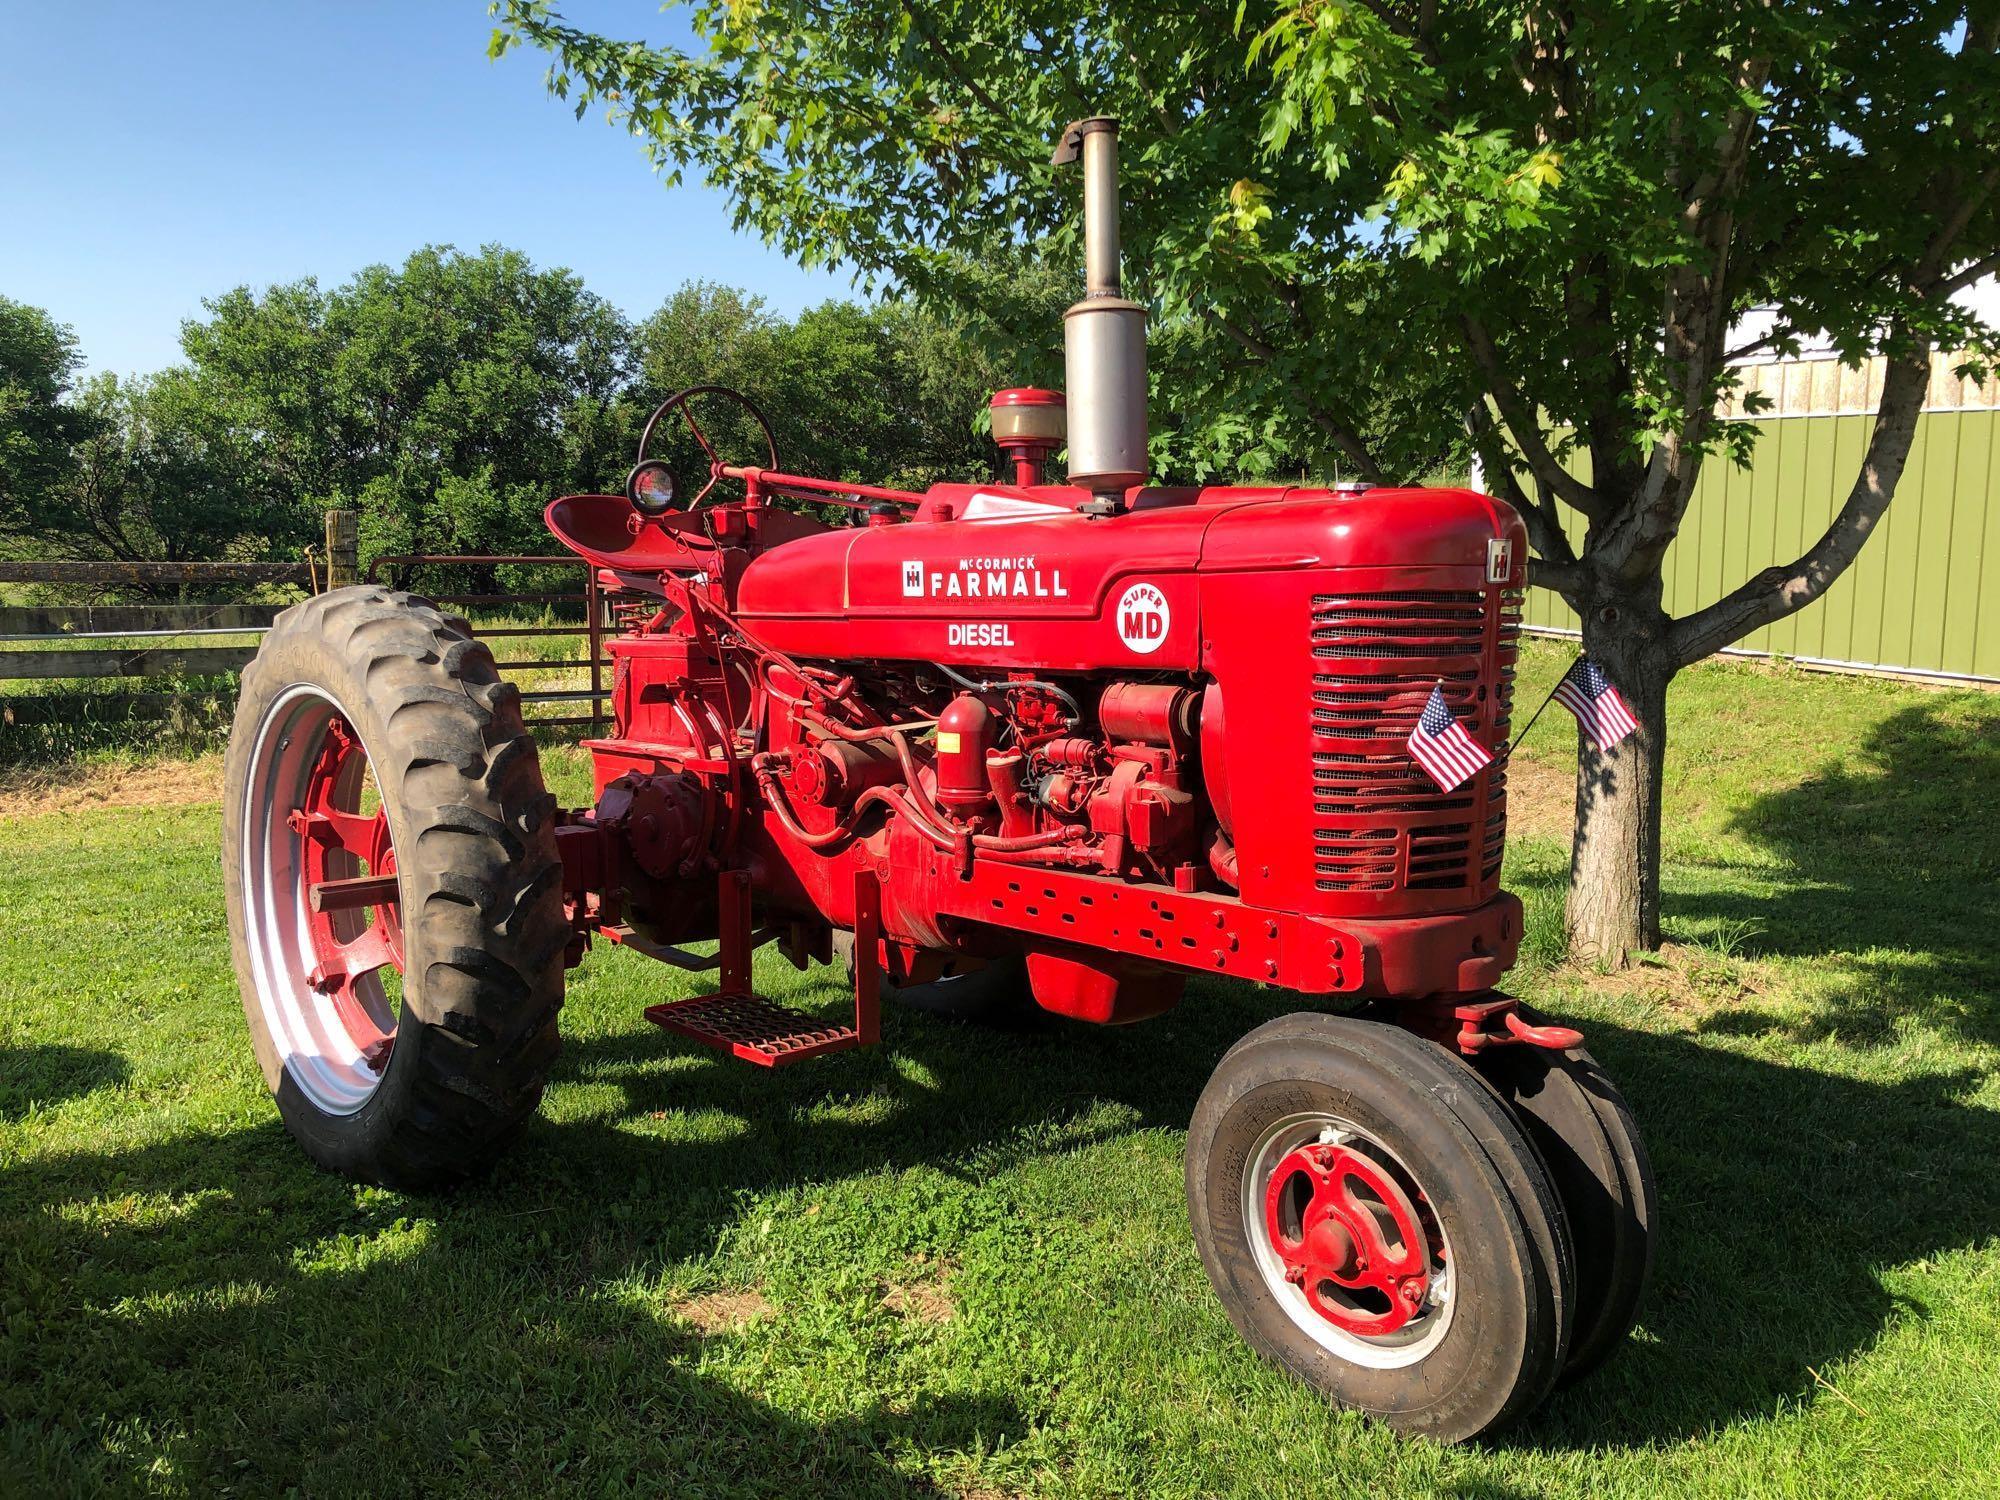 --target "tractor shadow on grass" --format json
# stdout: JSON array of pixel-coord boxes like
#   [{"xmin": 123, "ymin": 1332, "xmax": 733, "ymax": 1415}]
[
  {"xmin": 0, "ymin": 1043, "xmax": 129, "ymax": 1120},
  {"xmin": 546, "ymin": 982, "xmax": 2000, "ymax": 1453},
  {"xmin": 0, "ymin": 1104, "xmax": 1024, "ymax": 1496},
  {"xmin": 7, "ymin": 949, "xmax": 1998, "ymax": 1480},
  {"xmin": 552, "ymin": 952, "xmax": 2000, "ymax": 1456},
  {"xmin": 1674, "ymin": 698, "xmax": 2000, "ymax": 1050}
]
